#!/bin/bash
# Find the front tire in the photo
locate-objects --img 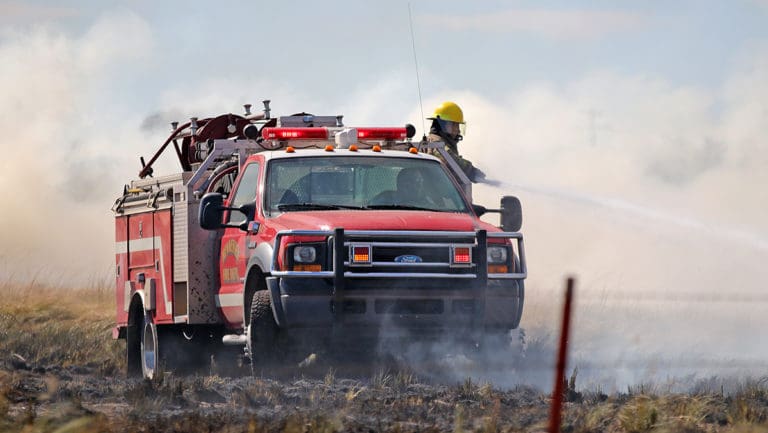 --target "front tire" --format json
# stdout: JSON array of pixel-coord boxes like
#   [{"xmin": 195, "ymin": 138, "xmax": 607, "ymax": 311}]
[{"xmin": 247, "ymin": 290, "xmax": 279, "ymax": 369}]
